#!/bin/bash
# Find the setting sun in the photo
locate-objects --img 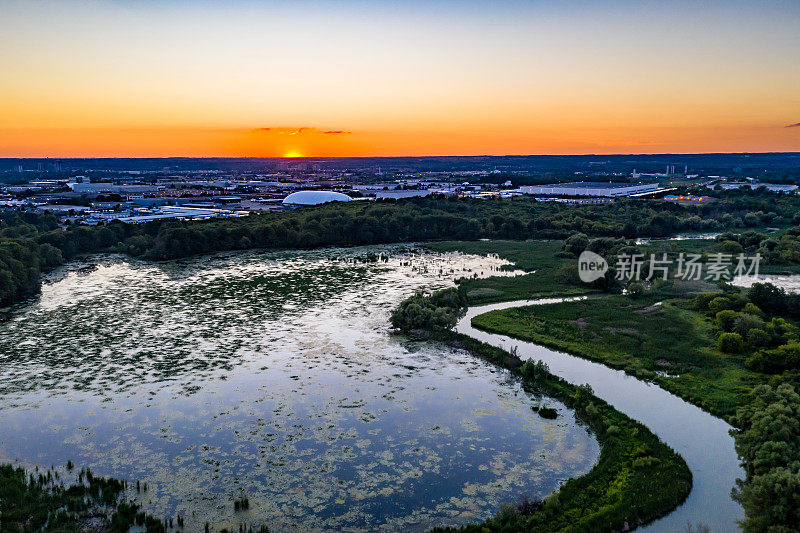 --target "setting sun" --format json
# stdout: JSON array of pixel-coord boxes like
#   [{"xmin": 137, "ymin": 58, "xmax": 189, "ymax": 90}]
[{"xmin": 283, "ymin": 151, "xmax": 303, "ymax": 158}]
